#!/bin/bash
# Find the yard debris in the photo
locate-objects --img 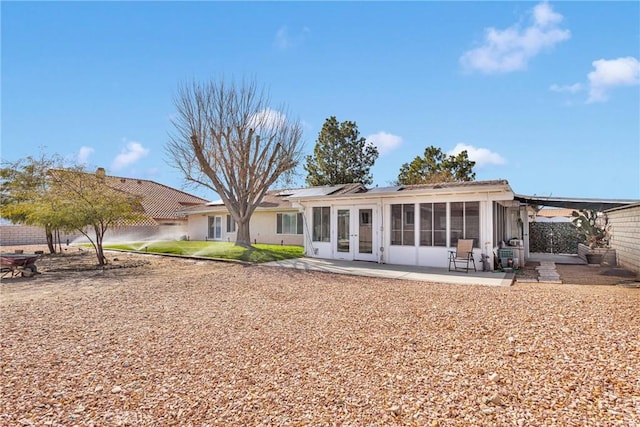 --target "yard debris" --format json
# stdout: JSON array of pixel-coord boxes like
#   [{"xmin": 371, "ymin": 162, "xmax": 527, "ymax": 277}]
[{"xmin": 1, "ymin": 246, "xmax": 639, "ymax": 425}]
